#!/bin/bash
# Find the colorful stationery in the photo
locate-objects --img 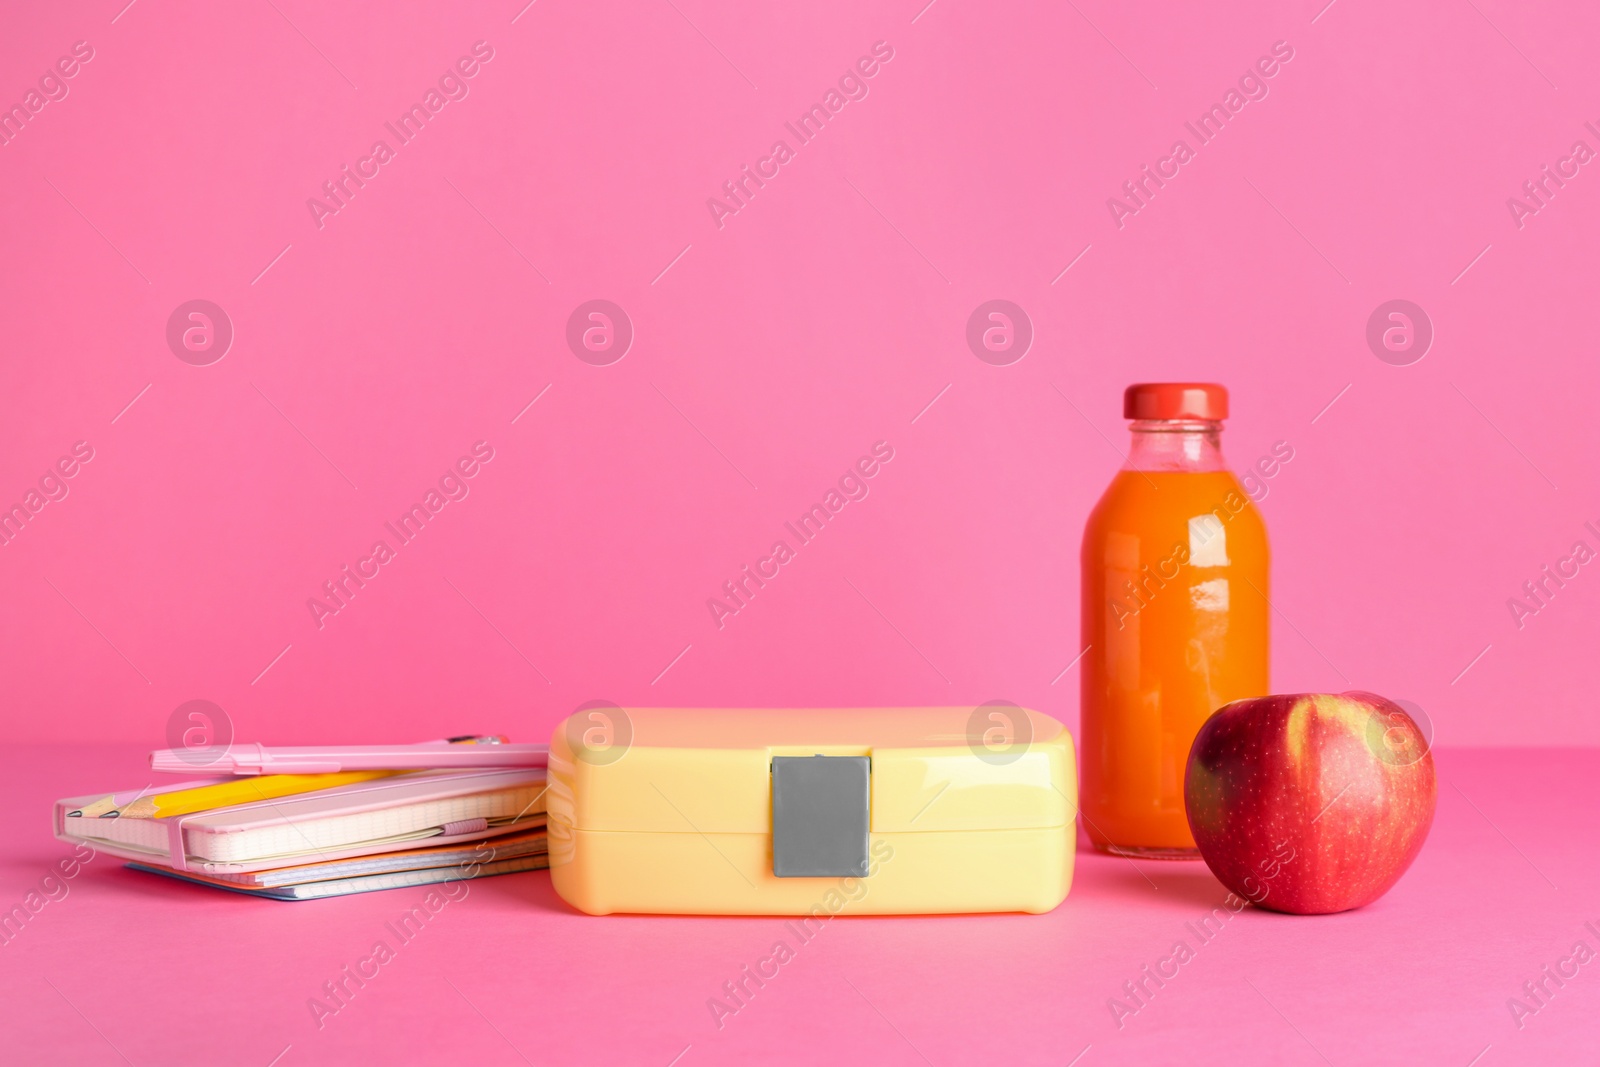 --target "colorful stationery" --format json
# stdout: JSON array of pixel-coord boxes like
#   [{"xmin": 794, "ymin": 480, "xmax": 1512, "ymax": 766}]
[{"xmin": 56, "ymin": 764, "xmax": 548, "ymax": 899}]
